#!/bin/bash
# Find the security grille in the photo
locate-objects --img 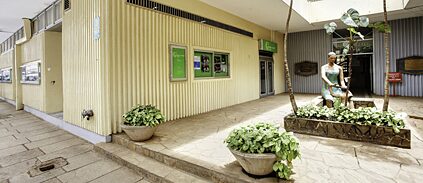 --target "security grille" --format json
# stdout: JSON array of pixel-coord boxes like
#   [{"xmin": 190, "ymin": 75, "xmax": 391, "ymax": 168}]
[
  {"xmin": 126, "ymin": 0, "xmax": 253, "ymax": 38},
  {"xmin": 64, "ymin": 0, "xmax": 71, "ymax": 11}
]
